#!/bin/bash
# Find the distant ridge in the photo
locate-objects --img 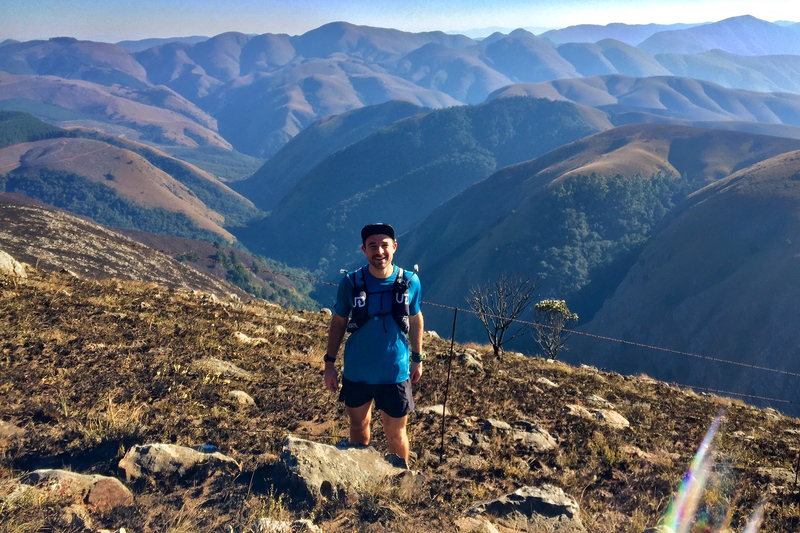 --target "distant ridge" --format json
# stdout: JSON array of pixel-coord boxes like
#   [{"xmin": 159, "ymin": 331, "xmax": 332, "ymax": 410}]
[
  {"xmin": 488, "ymin": 75, "xmax": 800, "ymax": 127},
  {"xmin": 234, "ymin": 100, "xmax": 428, "ymax": 211},
  {"xmin": 540, "ymin": 22, "xmax": 701, "ymax": 46},
  {"xmin": 116, "ymin": 35, "xmax": 209, "ymax": 52},
  {"xmin": 639, "ymin": 15, "xmax": 800, "ymax": 55}
]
